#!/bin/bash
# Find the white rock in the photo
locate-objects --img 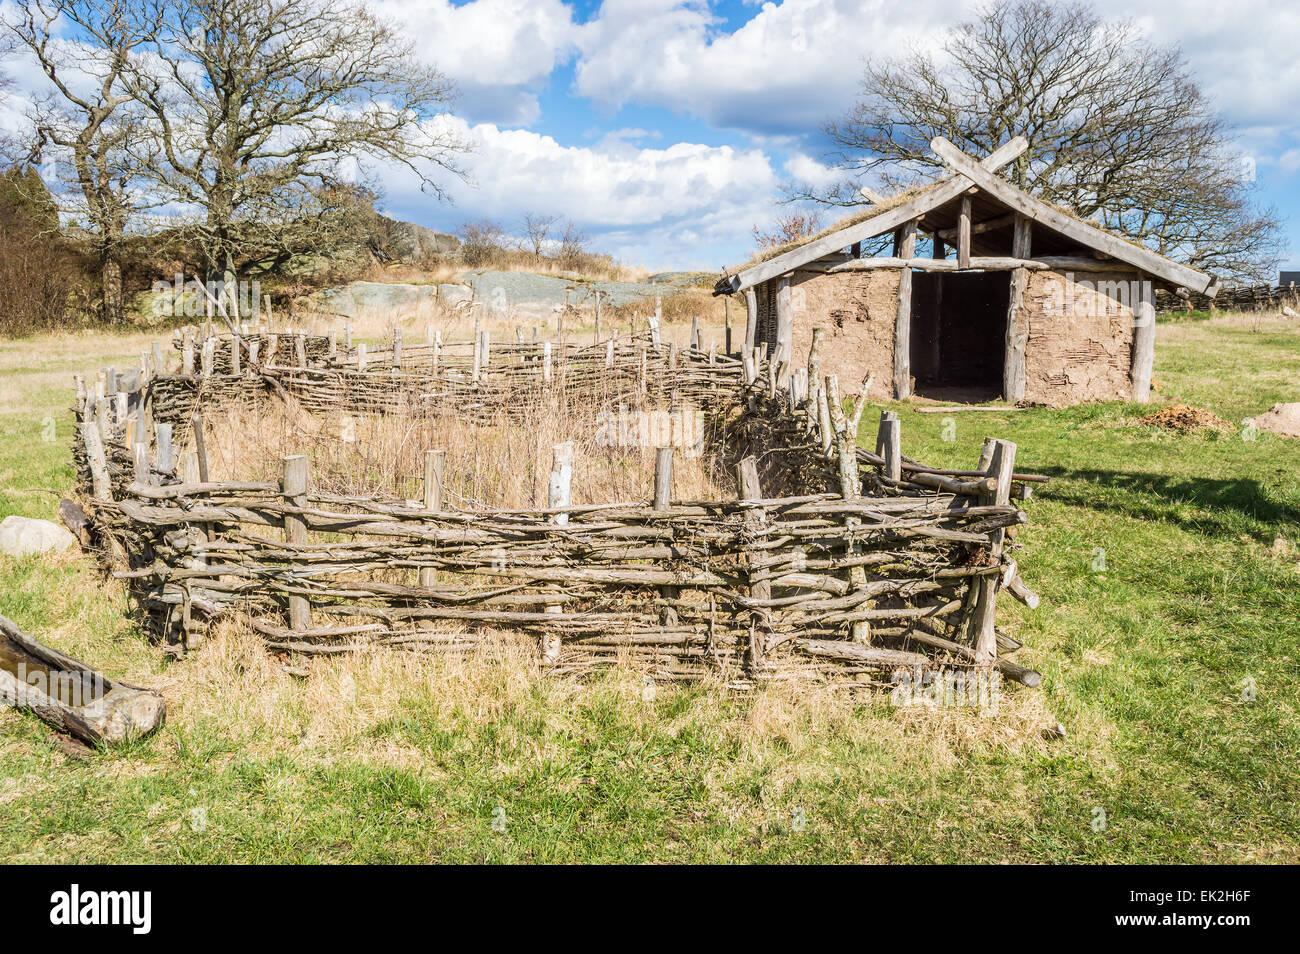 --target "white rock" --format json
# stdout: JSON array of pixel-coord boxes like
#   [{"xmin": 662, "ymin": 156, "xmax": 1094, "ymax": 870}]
[
  {"xmin": 437, "ymin": 283, "xmax": 474, "ymax": 306},
  {"xmin": 0, "ymin": 515, "xmax": 77, "ymax": 557}
]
